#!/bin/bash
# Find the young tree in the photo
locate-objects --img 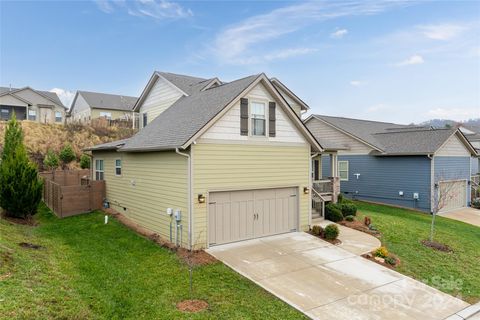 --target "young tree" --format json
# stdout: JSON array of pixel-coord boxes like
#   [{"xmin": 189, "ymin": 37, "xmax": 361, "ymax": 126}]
[
  {"xmin": 80, "ymin": 154, "xmax": 91, "ymax": 169},
  {"xmin": 0, "ymin": 115, "xmax": 43, "ymax": 218},
  {"xmin": 59, "ymin": 144, "xmax": 76, "ymax": 169},
  {"xmin": 44, "ymin": 149, "xmax": 59, "ymax": 171},
  {"xmin": 430, "ymin": 175, "xmax": 460, "ymax": 242}
]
